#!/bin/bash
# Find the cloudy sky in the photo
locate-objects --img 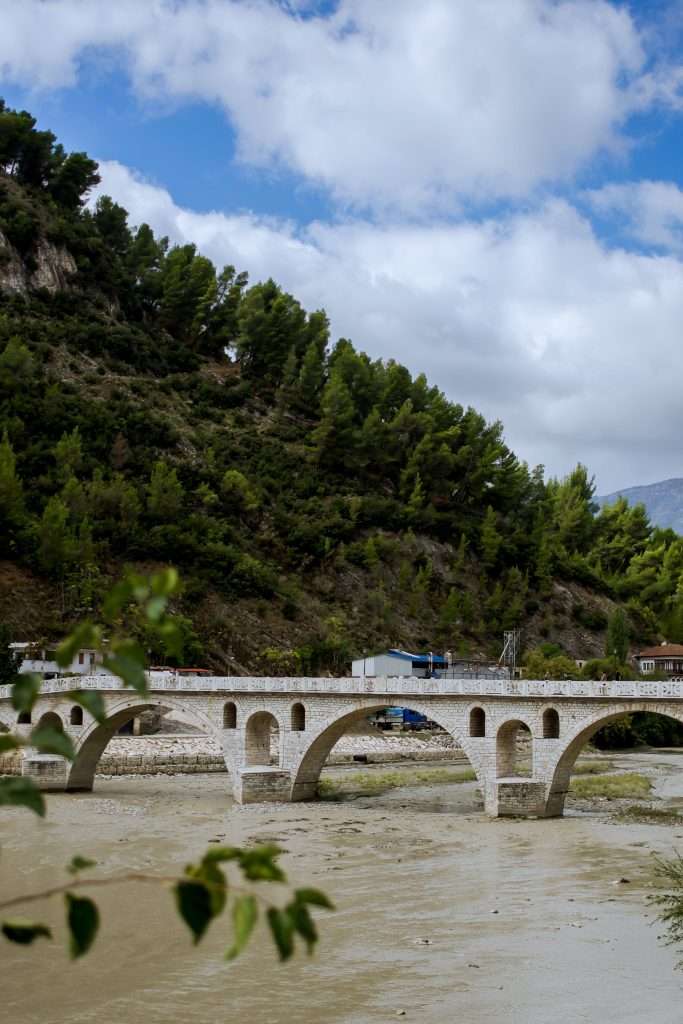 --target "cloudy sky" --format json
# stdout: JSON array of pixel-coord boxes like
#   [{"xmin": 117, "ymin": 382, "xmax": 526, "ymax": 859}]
[{"xmin": 2, "ymin": 0, "xmax": 683, "ymax": 492}]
